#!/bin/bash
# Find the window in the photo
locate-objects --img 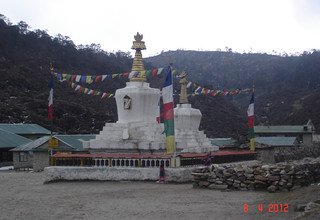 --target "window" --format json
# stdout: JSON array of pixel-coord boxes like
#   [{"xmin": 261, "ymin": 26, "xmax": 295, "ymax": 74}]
[{"xmin": 19, "ymin": 152, "xmax": 28, "ymax": 162}]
